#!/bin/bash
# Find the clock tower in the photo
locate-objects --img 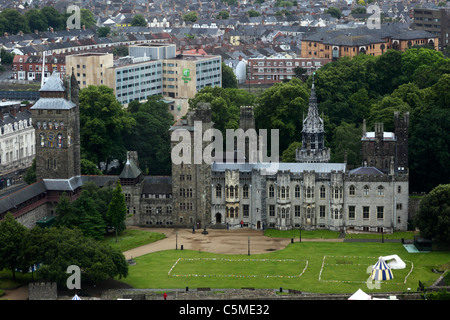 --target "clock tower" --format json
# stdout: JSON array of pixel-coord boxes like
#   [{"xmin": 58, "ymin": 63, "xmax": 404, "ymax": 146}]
[{"xmin": 31, "ymin": 72, "xmax": 81, "ymax": 181}]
